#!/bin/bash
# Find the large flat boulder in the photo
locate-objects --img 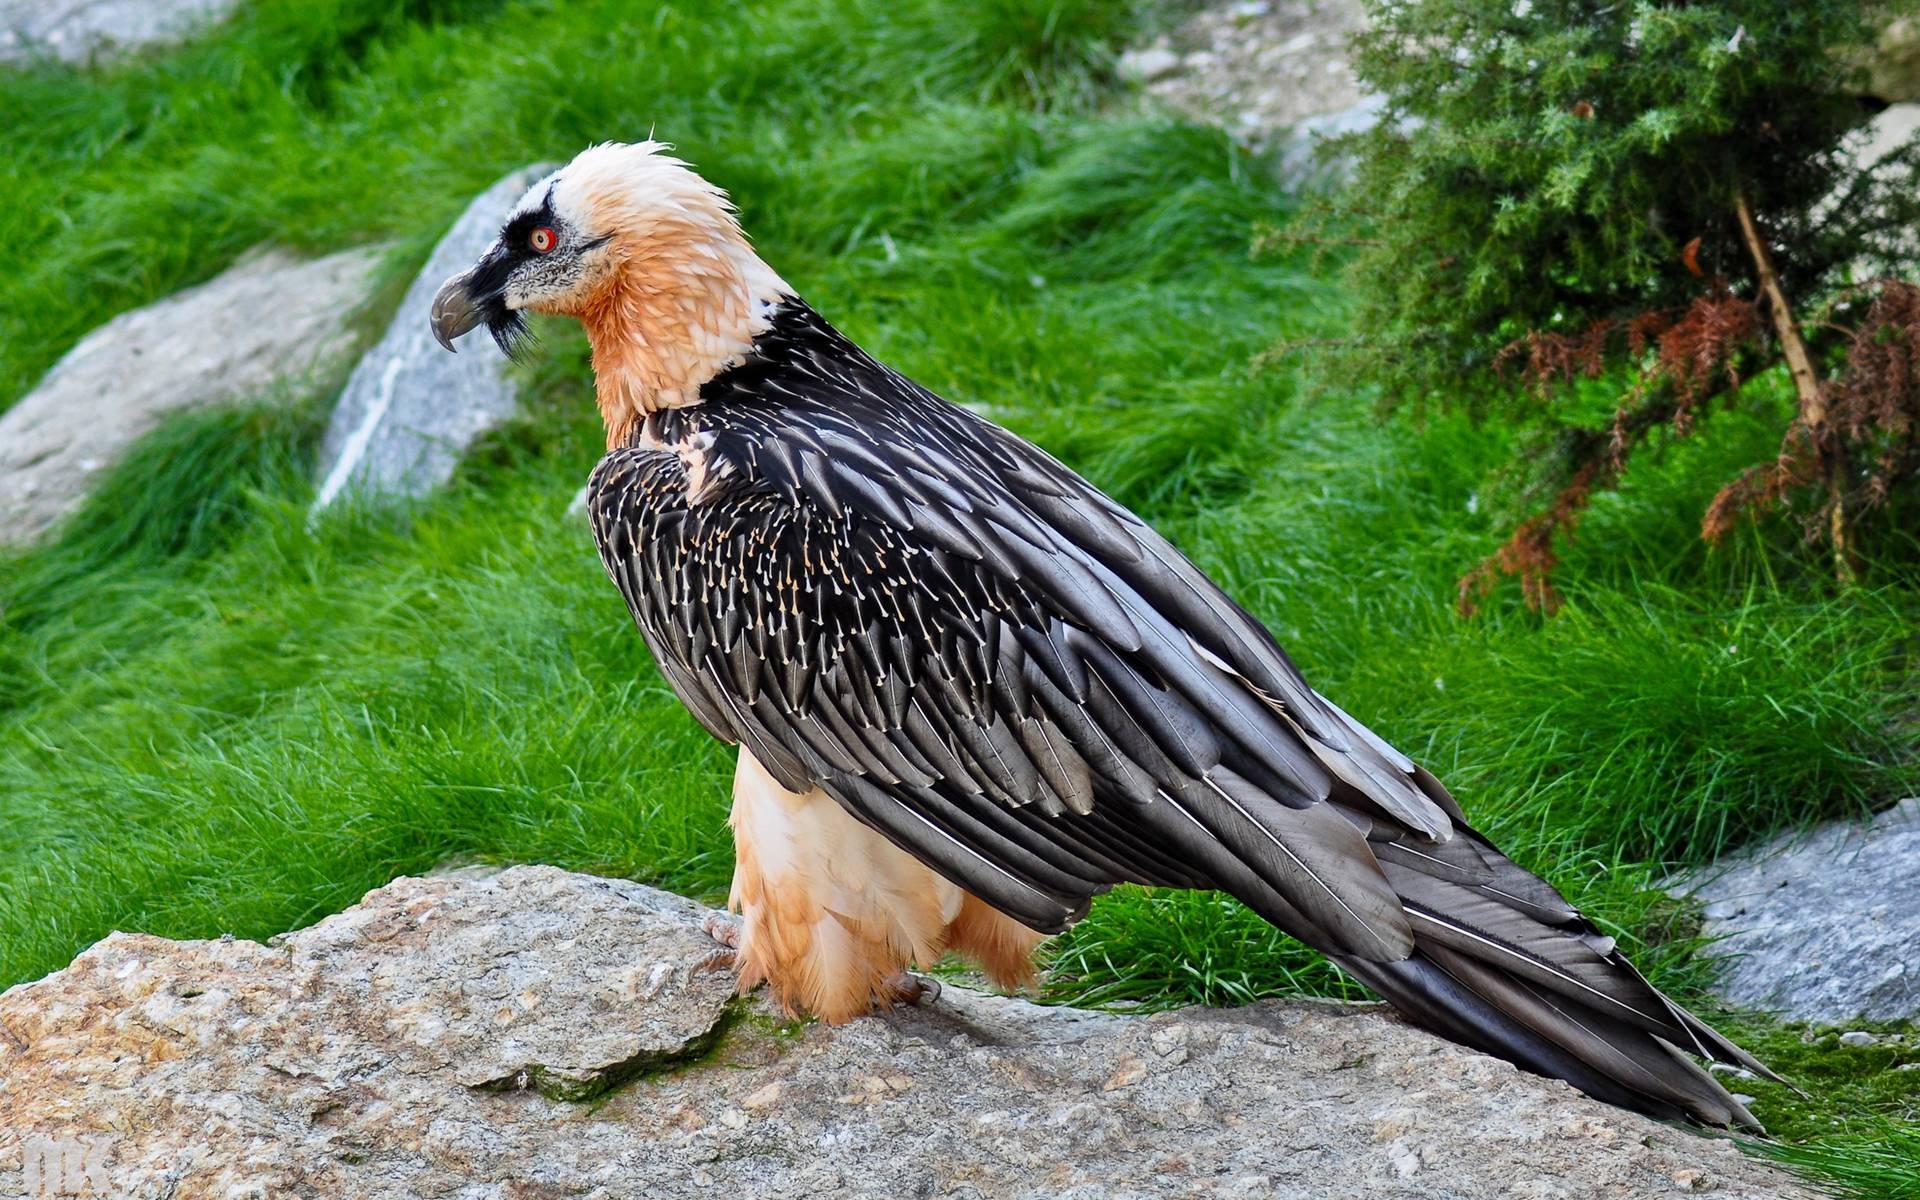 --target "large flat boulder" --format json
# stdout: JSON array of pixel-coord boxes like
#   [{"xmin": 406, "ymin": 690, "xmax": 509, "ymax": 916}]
[
  {"xmin": 0, "ymin": 0, "xmax": 239, "ymax": 66},
  {"xmin": 0, "ymin": 245, "xmax": 385, "ymax": 549},
  {"xmin": 1860, "ymin": 102, "xmax": 1920, "ymax": 169},
  {"xmin": 311, "ymin": 163, "xmax": 555, "ymax": 513},
  {"xmin": 1674, "ymin": 798, "xmax": 1920, "ymax": 1025},
  {"xmin": 0, "ymin": 865, "xmax": 1817, "ymax": 1199}
]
